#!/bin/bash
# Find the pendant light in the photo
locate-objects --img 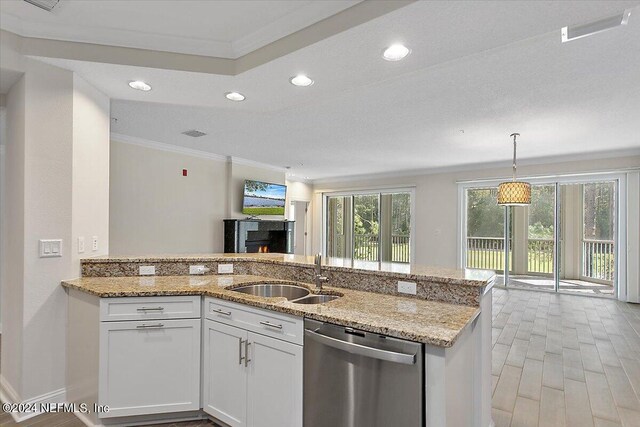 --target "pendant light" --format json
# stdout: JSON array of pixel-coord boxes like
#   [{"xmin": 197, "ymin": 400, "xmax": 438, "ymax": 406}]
[{"xmin": 497, "ymin": 133, "xmax": 531, "ymax": 205}]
